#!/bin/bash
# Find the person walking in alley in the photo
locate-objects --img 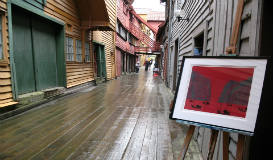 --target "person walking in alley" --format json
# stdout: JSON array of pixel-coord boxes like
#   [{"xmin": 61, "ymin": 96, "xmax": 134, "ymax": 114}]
[
  {"xmin": 148, "ymin": 59, "xmax": 153, "ymax": 71},
  {"xmin": 145, "ymin": 60, "xmax": 149, "ymax": 71},
  {"xmin": 135, "ymin": 61, "xmax": 140, "ymax": 73}
]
